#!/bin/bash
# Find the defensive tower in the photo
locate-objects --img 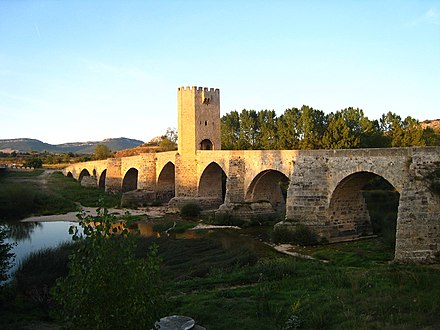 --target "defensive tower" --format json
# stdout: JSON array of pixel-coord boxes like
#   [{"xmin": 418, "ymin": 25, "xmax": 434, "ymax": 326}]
[{"xmin": 177, "ymin": 86, "xmax": 221, "ymax": 154}]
